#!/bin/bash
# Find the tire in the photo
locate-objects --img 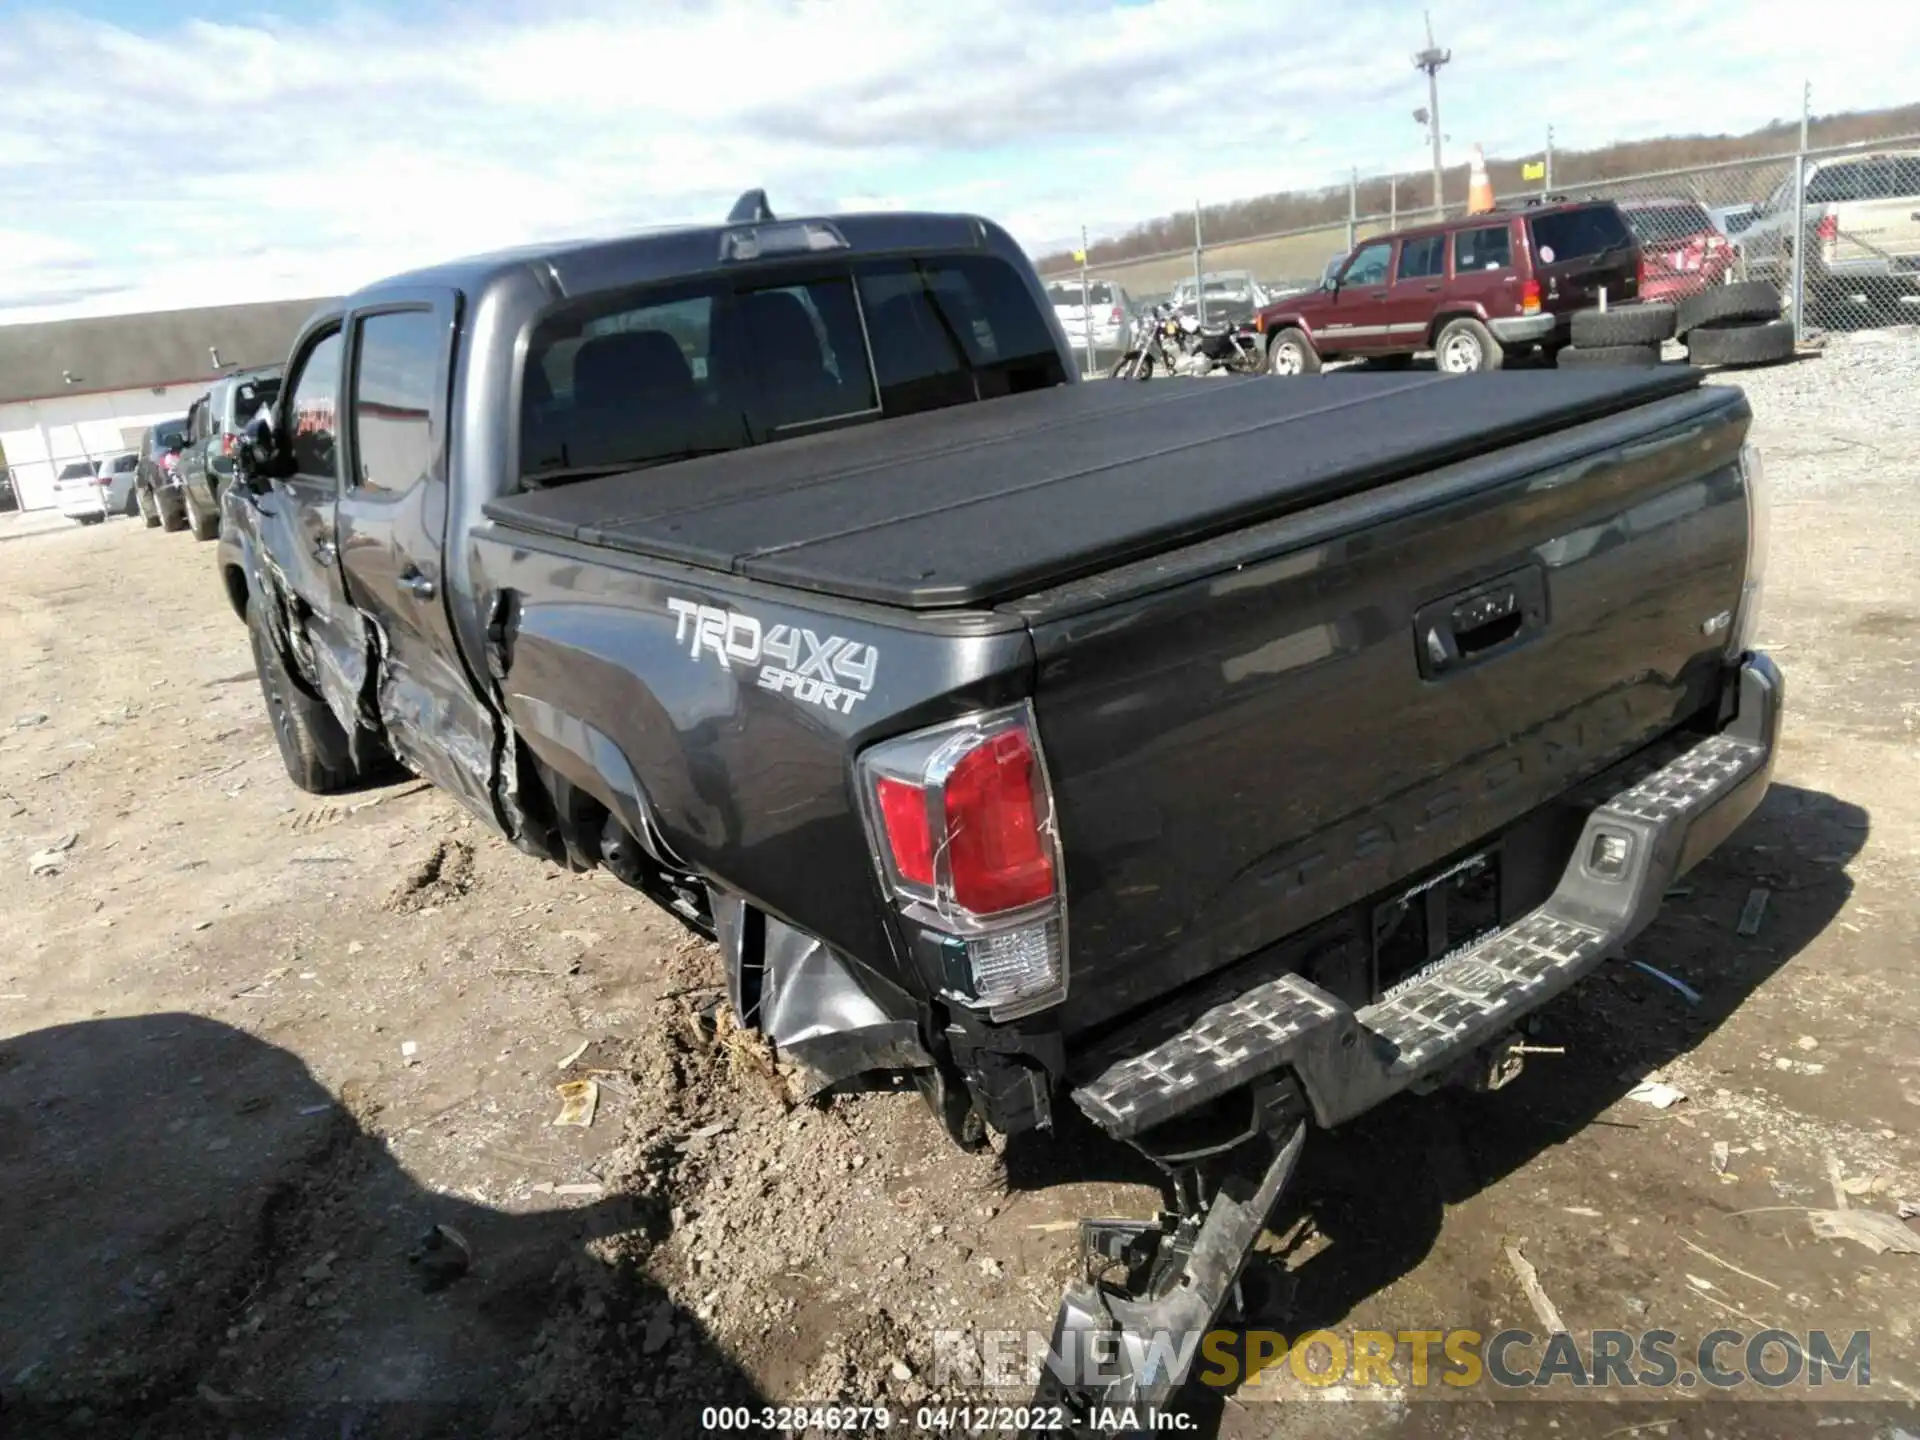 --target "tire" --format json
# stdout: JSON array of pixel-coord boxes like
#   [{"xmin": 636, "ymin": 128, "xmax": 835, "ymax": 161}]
[
  {"xmin": 160, "ymin": 495, "xmax": 188, "ymax": 533},
  {"xmin": 187, "ymin": 491, "xmax": 219, "ymax": 542},
  {"xmin": 1108, "ymin": 352, "xmax": 1155, "ymax": 380},
  {"xmin": 1571, "ymin": 303, "xmax": 1675, "ymax": 347},
  {"xmin": 1433, "ymin": 316, "xmax": 1505, "ymax": 373},
  {"xmin": 140, "ymin": 489, "xmax": 161, "ymax": 528},
  {"xmin": 1556, "ymin": 342, "xmax": 1664, "ymax": 368},
  {"xmin": 122, "ymin": 488, "xmax": 140, "ymax": 518},
  {"xmin": 1683, "ymin": 317, "xmax": 1797, "ymax": 368},
  {"xmin": 246, "ymin": 596, "xmax": 361, "ymax": 794},
  {"xmin": 1675, "ymin": 280, "xmax": 1781, "ymax": 337},
  {"xmin": 1267, "ymin": 327, "xmax": 1321, "ymax": 375}
]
